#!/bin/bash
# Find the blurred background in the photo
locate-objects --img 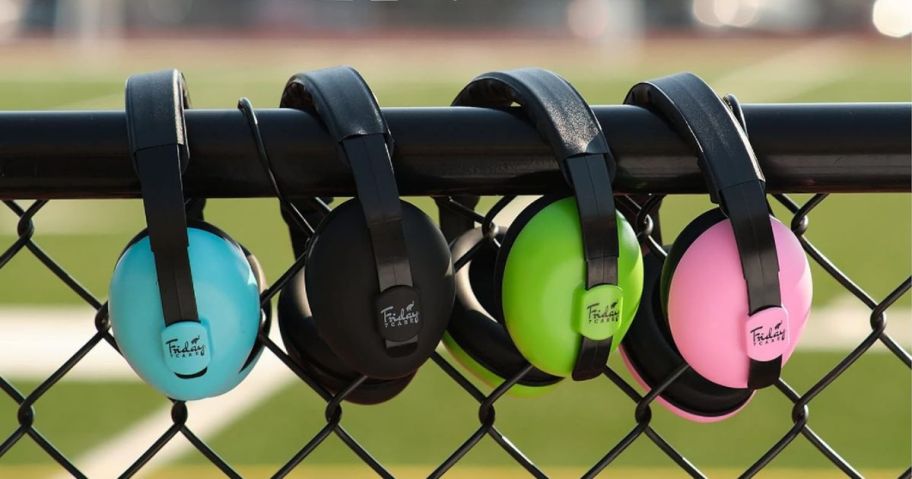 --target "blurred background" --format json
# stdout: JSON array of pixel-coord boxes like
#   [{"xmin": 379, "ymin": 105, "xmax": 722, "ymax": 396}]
[{"xmin": 0, "ymin": 1, "xmax": 909, "ymax": 478}]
